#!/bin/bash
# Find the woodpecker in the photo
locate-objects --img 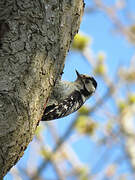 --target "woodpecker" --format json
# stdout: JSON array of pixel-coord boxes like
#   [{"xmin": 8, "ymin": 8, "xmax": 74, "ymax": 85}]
[{"xmin": 41, "ymin": 70, "xmax": 97, "ymax": 121}]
